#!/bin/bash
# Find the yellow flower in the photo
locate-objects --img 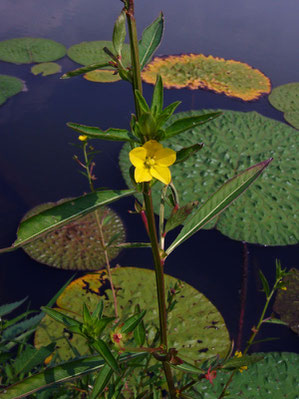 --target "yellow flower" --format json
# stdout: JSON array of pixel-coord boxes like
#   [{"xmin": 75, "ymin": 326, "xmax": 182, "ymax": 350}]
[
  {"xmin": 129, "ymin": 140, "xmax": 176, "ymax": 185},
  {"xmin": 78, "ymin": 135, "xmax": 88, "ymax": 141},
  {"xmin": 234, "ymin": 351, "xmax": 248, "ymax": 373}
]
